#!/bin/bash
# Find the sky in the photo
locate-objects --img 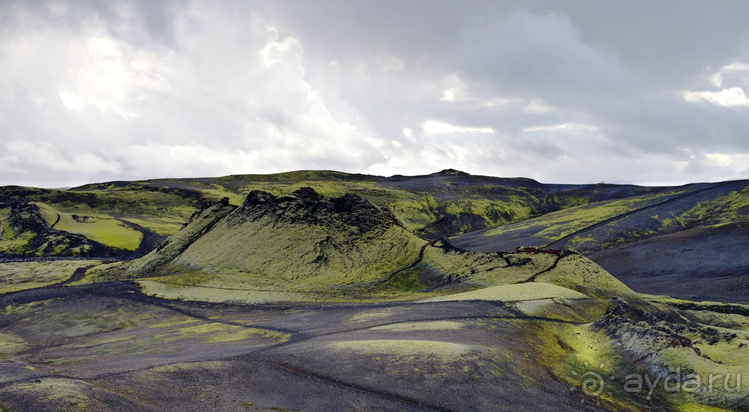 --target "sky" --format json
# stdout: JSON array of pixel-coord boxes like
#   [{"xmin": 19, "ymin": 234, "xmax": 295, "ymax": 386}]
[{"xmin": 1, "ymin": 0, "xmax": 749, "ymax": 187}]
